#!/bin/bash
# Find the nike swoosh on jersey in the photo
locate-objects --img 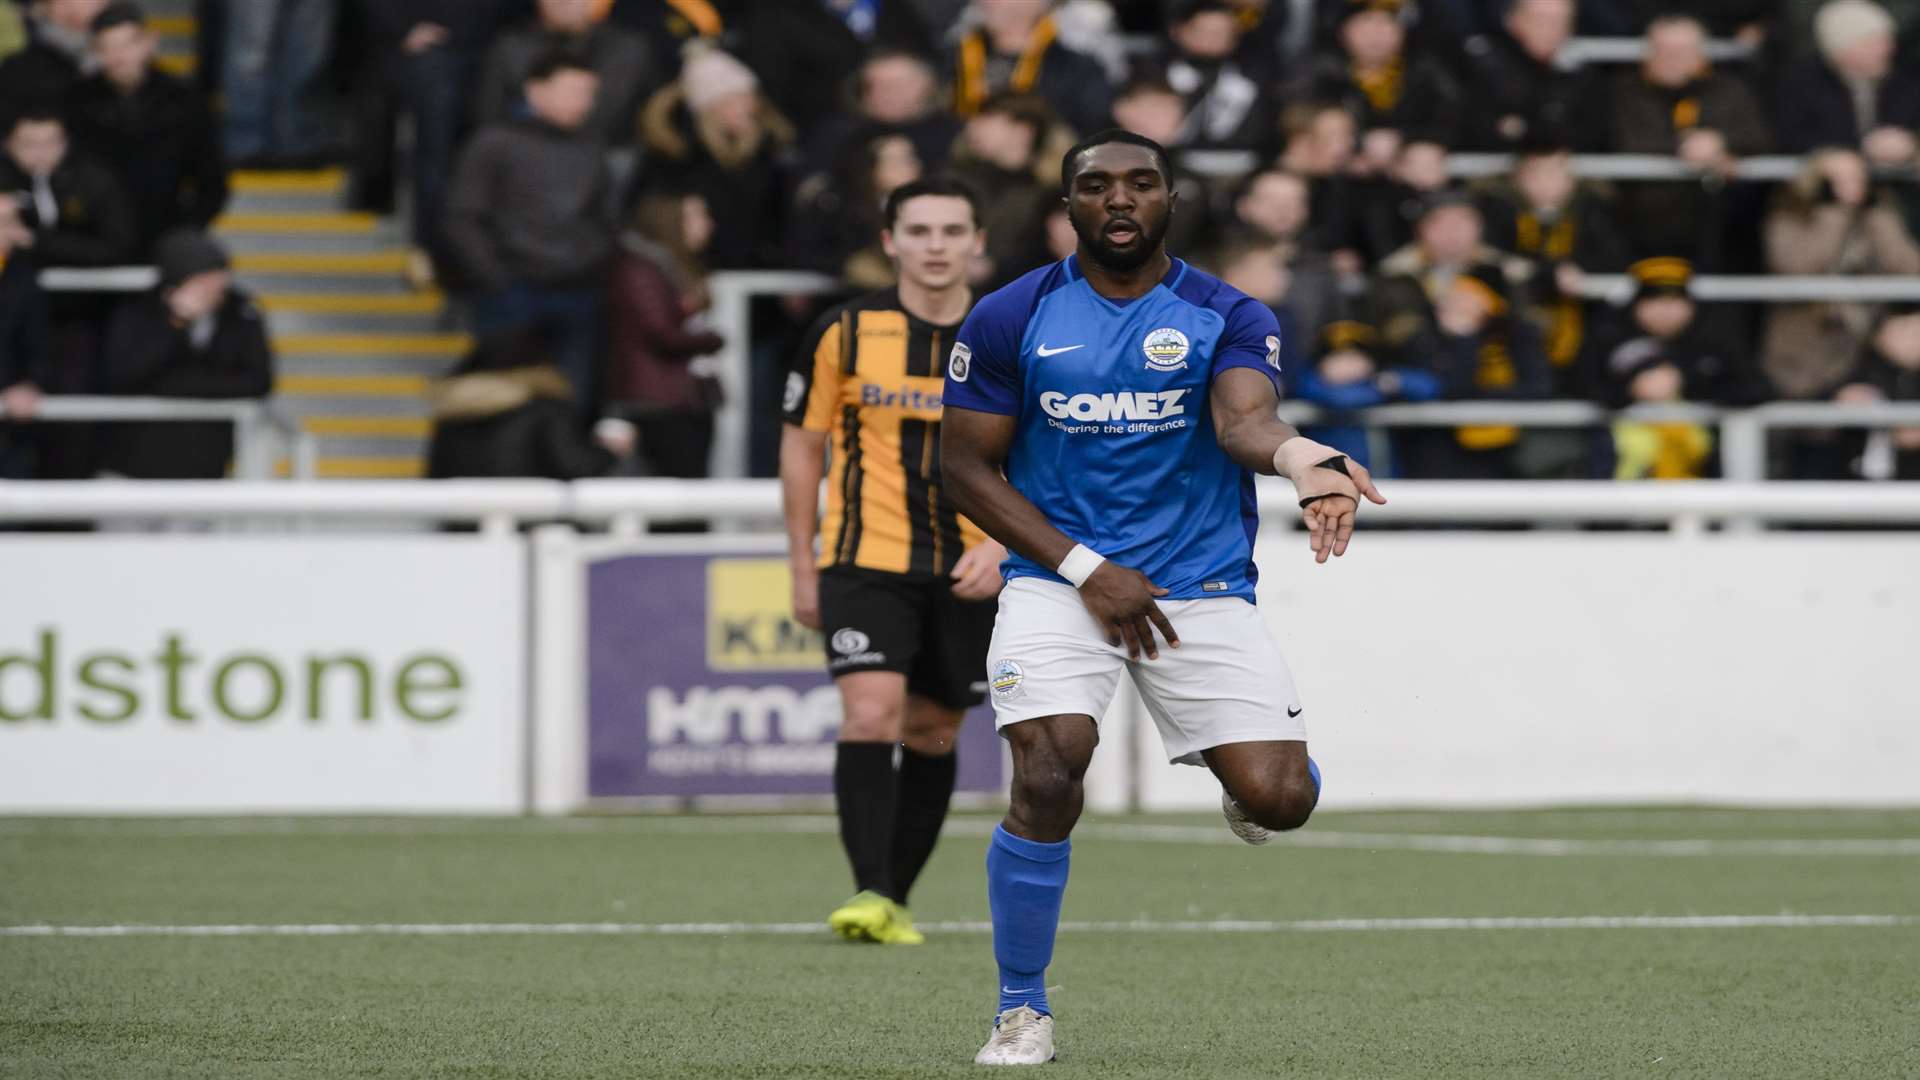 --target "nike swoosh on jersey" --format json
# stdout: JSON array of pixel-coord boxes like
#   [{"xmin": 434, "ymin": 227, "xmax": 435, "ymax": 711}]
[
  {"xmin": 1288, "ymin": 706, "xmax": 1303, "ymax": 718},
  {"xmin": 1035, "ymin": 343, "xmax": 1084, "ymax": 357}
]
